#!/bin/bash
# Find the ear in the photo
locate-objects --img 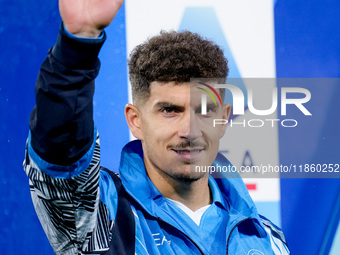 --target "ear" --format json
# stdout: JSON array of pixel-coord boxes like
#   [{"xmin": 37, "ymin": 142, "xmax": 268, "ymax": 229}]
[
  {"xmin": 125, "ymin": 103, "xmax": 143, "ymax": 140},
  {"xmin": 219, "ymin": 103, "xmax": 231, "ymax": 138}
]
